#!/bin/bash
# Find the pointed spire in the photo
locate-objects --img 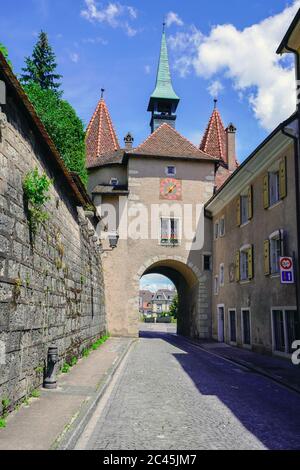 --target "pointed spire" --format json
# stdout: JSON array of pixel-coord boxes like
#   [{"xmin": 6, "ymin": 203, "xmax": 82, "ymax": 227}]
[
  {"xmin": 149, "ymin": 28, "xmax": 179, "ymax": 102},
  {"xmin": 86, "ymin": 93, "xmax": 120, "ymax": 165},
  {"xmin": 200, "ymin": 99, "xmax": 227, "ymax": 161}
]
